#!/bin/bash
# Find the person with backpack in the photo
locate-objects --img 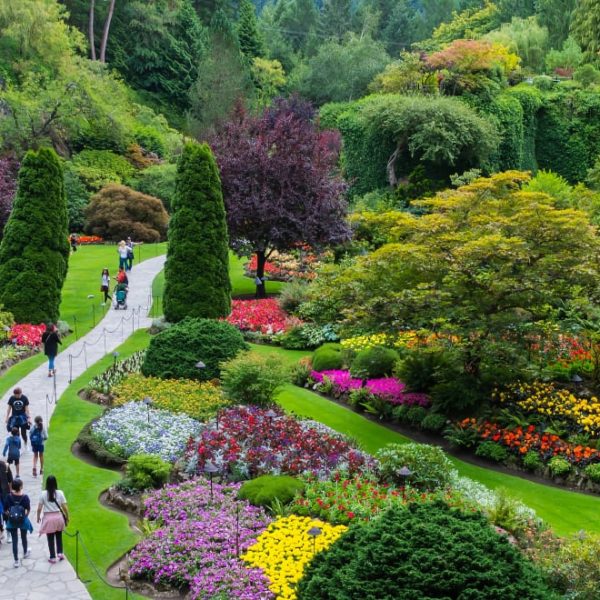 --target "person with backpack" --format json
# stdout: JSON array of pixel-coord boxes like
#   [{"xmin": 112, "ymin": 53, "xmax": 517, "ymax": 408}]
[
  {"xmin": 41, "ymin": 323, "xmax": 61, "ymax": 378},
  {"xmin": 4, "ymin": 478, "xmax": 32, "ymax": 568},
  {"xmin": 5, "ymin": 387, "xmax": 31, "ymax": 447},
  {"xmin": 37, "ymin": 475, "xmax": 69, "ymax": 564},
  {"xmin": 3, "ymin": 427, "xmax": 21, "ymax": 477},
  {"xmin": 0, "ymin": 459, "xmax": 13, "ymax": 539},
  {"xmin": 30, "ymin": 416, "xmax": 48, "ymax": 478}
]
